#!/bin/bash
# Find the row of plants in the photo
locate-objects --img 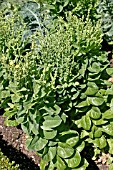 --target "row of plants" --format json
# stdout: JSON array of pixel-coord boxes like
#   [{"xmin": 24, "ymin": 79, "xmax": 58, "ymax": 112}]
[{"xmin": 0, "ymin": 0, "xmax": 113, "ymax": 169}]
